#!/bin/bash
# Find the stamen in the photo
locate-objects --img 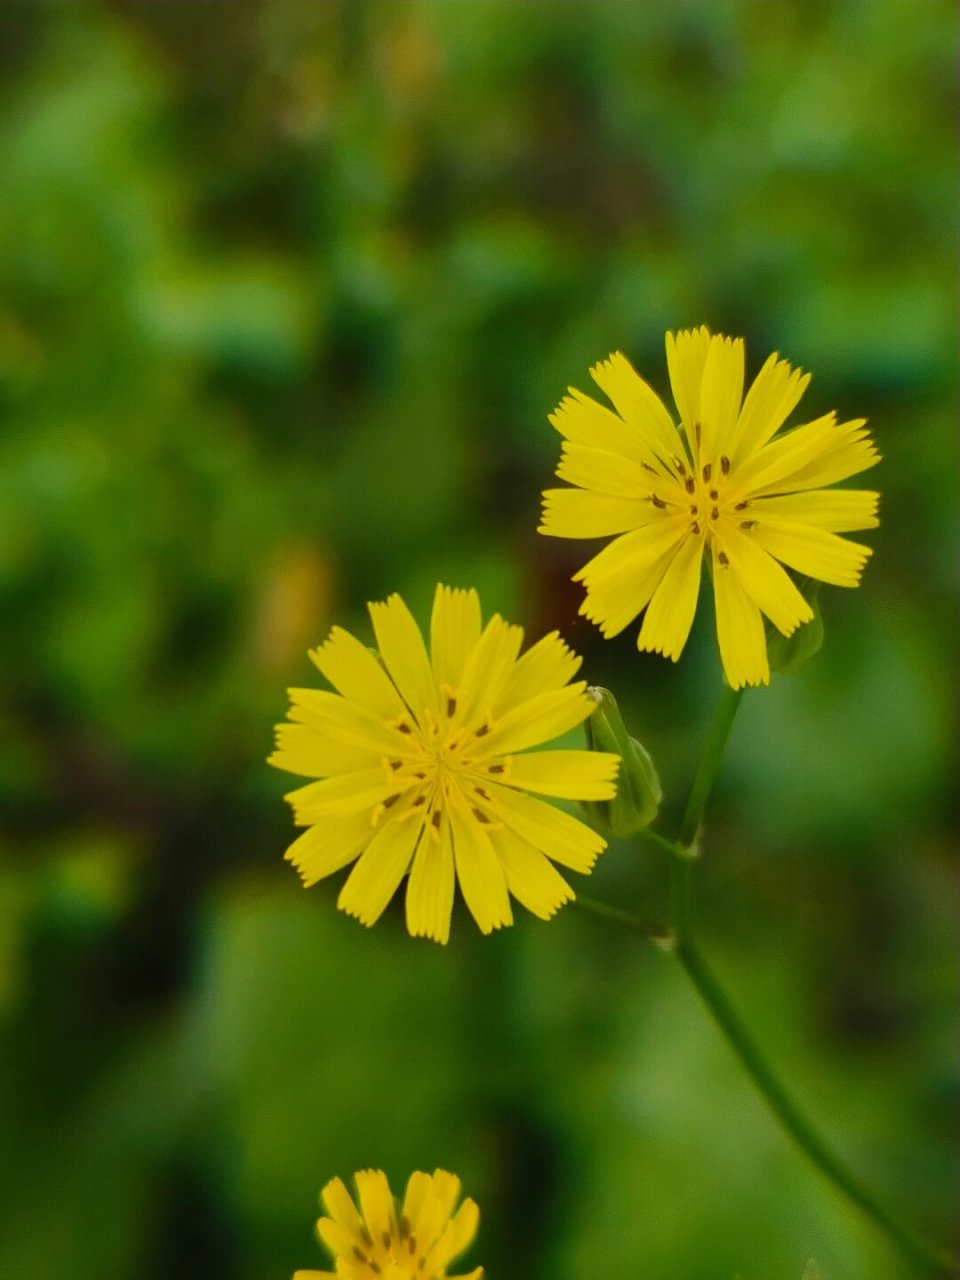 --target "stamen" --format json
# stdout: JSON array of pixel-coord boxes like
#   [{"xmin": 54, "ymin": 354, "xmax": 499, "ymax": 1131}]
[
  {"xmin": 734, "ymin": 500, "xmax": 749, "ymax": 511},
  {"xmin": 473, "ymin": 807, "xmax": 492, "ymax": 824},
  {"xmin": 740, "ymin": 520, "xmax": 756, "ymax": 530},
  {"xmin": 487, "ymin": 763, "xmax": 505, "ymax": 774},
  {"xmin": 720, "ymin": 455, "xmax": 731, "ymax": 475},
  {"xmin": 369, "ymin": 1264, "xmax": 381, "ymax": 1276},
  {"xmin": 383, "ymin": 794, "xmax": 401, "ymax": 809},
  {"xmin": 399, "ymin": 1216, "xmax": 410, "ymax": 1241},
  {"xmin": 684, "ymin": 476, "xmax": 696, "ymax": 495},
  {"xmin": 691, "ymin": 521, "xmax": 701, "ymax": 535},
  {"xmin": 672, "ymin": 454, "xmax": 687, "ymax": 474},
  {"xmin": 718, "ymin": 551, "xmax": 729, "ymax": 566},
  {"xmin": 702, "ymin": 462, "xmax": 712, "ymax": 482},
  {"xmin": 650, "ymin": 494, "xmax": 666, "ymax": 509},
  {"xmin": 408, "ymin": 1236, "xmax": 418, "ymax": 1255},
  {"xmin": 641, "ymin": 460, "xmax": 657, "ymax": 474},
  {"xmin": 689, "ymin": 504, "xmax": 698, "ymax": 515},
  {"xmin": 475, "ymin": 786, "xmax": 492, "ymax": 801},
  {"xmin": 710, "ymin": 507, "xmax": 719, "ymax": 521},
  {"xmin": 353, "ymin": 1246, "xmax": 369, "ymax": 1262},
  {"xmin": 361, "ymin": 1228, "xmax": 373, "ymax": 1248},
  {"xmin": 387, "ymin": 760, "xmax": 403, "ymax": 772},
  {"xmin": 382, "ymin": 1231, "xmax": 392, "ymax": 1250},
  {"xmin": 446, "ymin": 694, "xmax": 457, "ymax": 717},
  {"xmin": 709, "ymin": 488, "xmax": 718, "ymax": 500},
  {"xmin": 475, "ymin": 722, "xmax": 491, "ymax": 738}
]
